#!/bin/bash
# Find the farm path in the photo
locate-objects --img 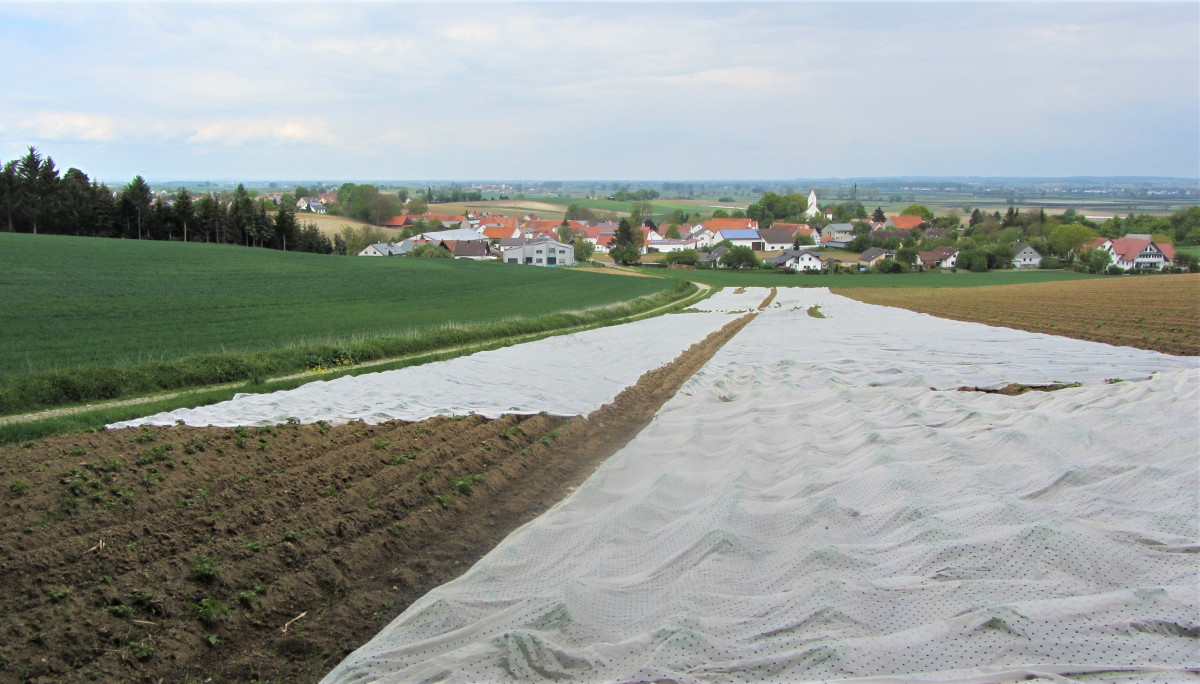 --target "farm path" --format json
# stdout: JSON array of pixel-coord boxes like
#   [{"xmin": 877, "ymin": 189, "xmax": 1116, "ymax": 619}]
[{"xmin": 0, "ymin": 282, "xmax": 712, "ymax": 429}]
